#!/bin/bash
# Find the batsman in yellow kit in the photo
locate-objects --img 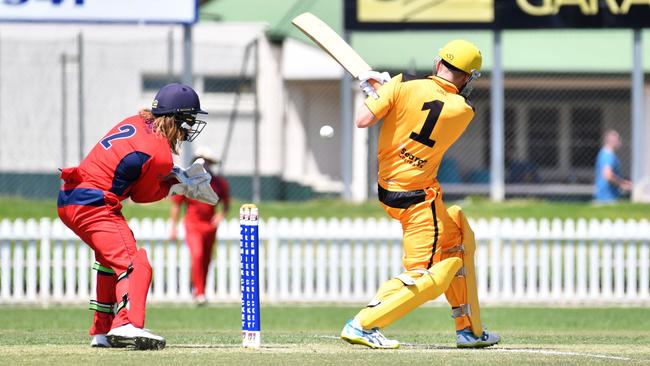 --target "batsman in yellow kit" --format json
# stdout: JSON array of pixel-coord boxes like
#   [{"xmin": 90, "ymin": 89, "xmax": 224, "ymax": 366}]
[{"xmin": 340, "ymin": 39, "xmax": 500, "ymax": 349}]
